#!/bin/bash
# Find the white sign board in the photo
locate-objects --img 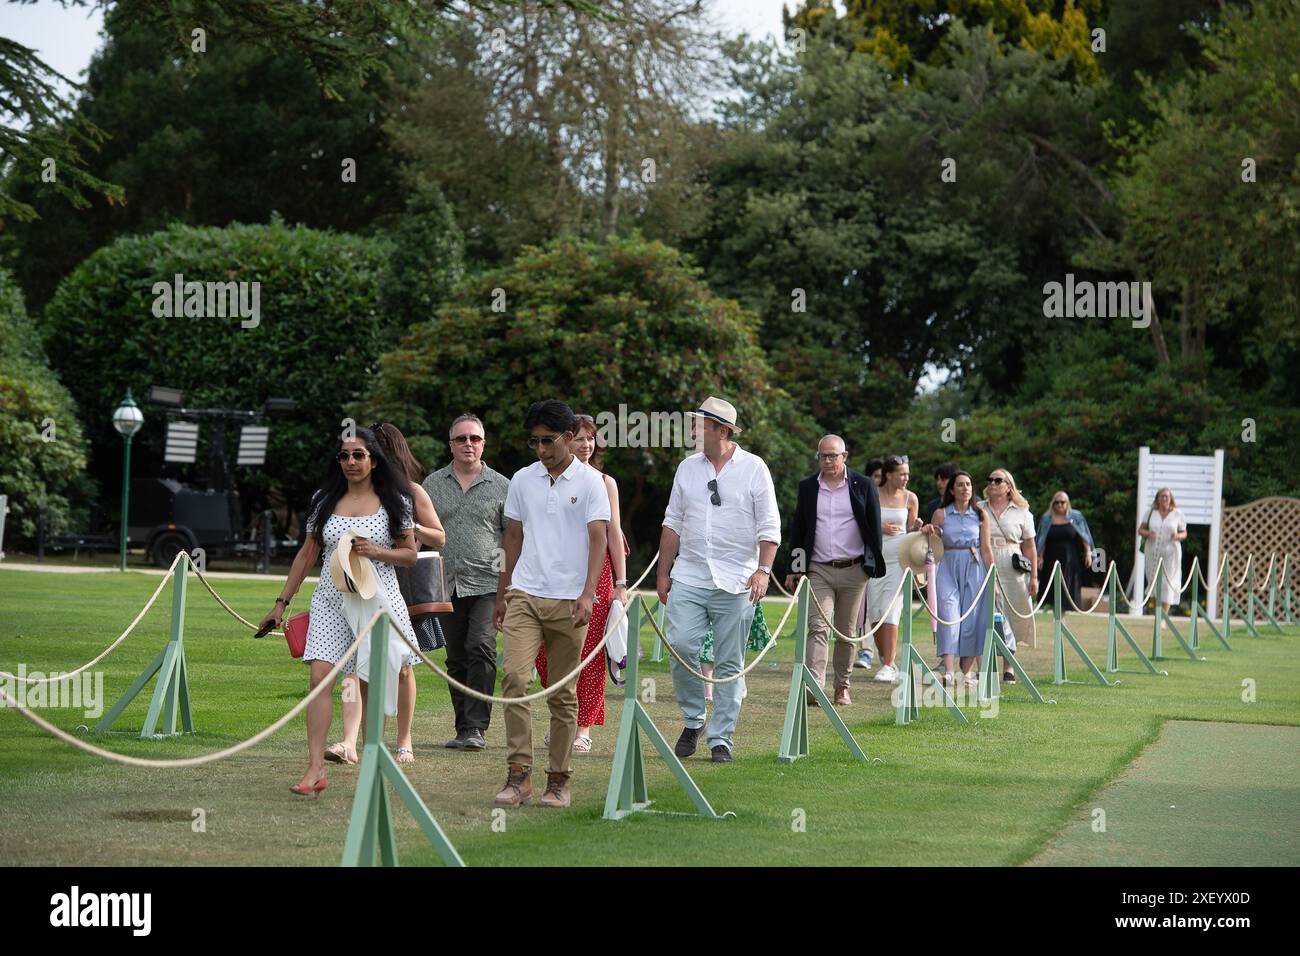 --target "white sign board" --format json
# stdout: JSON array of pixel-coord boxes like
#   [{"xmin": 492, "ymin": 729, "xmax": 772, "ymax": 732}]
[{"xmin": 1131, "ymin": 447, "xmax": 1225, "ymax": 618}]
